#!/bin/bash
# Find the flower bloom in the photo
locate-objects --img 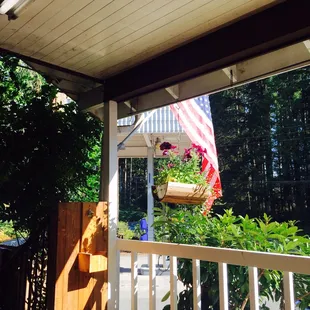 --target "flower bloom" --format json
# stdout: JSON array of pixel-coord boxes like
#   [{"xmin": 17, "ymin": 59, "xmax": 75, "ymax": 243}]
[
  {"xmin": 183, "ymin": 148, "xmax": 192, "ymax": 160},
  {"xmin": 160, "ymin": 142, "xmax": 177, "ymax": 151},
  {"xmin": 192, "ymin": 143, "xmax": 207, "ymax": 156}
]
